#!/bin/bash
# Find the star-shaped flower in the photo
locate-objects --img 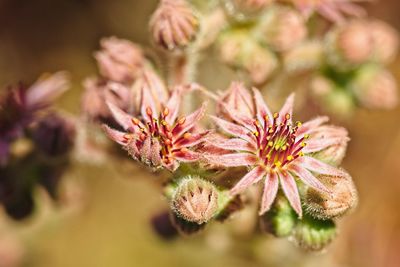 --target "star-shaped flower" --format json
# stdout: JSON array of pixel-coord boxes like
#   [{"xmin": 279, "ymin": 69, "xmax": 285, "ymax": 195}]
[
  {"xmin": 206, "ymin": 87, "xmax": 349, "ymax": 217},
  {"xmin": 103, "ymin": 84, "xmax": 207, "ymax": 171}
]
